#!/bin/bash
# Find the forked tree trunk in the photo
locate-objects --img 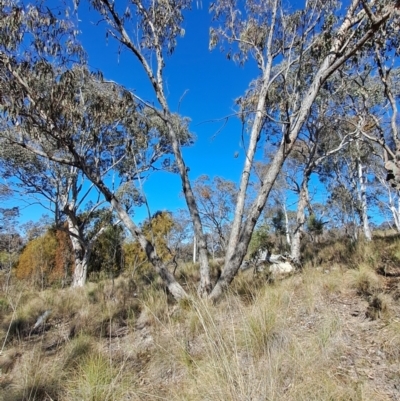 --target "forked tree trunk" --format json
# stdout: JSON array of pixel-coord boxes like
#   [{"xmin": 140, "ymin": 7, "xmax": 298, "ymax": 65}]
[
  {"xmin": 210, "ymin": 2, "xmax": 394, "ymax": 302},
  {"xmin": 210, "ymin": 146, "xmax": 287, "ymax": 301},
  {"xmin": 67, "ymin": 217, "xmax": 92, "ymax": 287}
]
